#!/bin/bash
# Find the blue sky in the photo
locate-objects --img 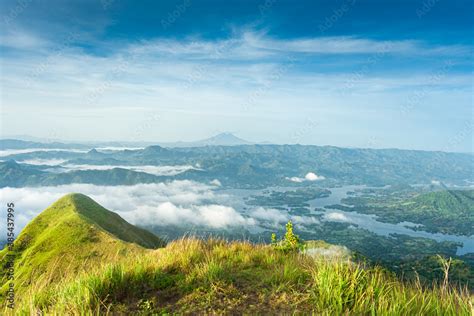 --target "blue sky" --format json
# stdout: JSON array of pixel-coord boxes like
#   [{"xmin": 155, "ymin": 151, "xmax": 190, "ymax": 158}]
[{"xmin": 0, "ymin": 0, "xmax": 472, "ymax": 151}]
